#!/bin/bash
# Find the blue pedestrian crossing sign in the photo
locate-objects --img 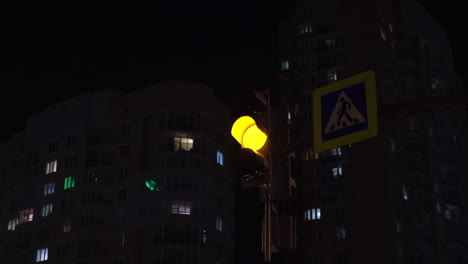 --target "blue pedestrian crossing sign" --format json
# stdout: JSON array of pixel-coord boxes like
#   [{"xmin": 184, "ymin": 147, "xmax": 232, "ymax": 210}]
[{"xmin": 313, "ymin": 70, "xmax": 378, "ymax": 153}]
